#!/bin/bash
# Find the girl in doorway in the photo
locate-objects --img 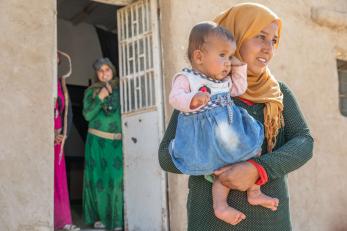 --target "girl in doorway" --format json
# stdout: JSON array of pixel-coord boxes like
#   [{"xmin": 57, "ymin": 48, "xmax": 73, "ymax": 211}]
[
  {"xmin": 55, "ymin": 52, "xmax": 79, "ymax": 231},
  {"xmin": 168, "ymin": 22, "xmax": 278, "ymax": 225},
  {"xmin": 82, "ymin": 58, "xmax": 123, "ymax": 231}
]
